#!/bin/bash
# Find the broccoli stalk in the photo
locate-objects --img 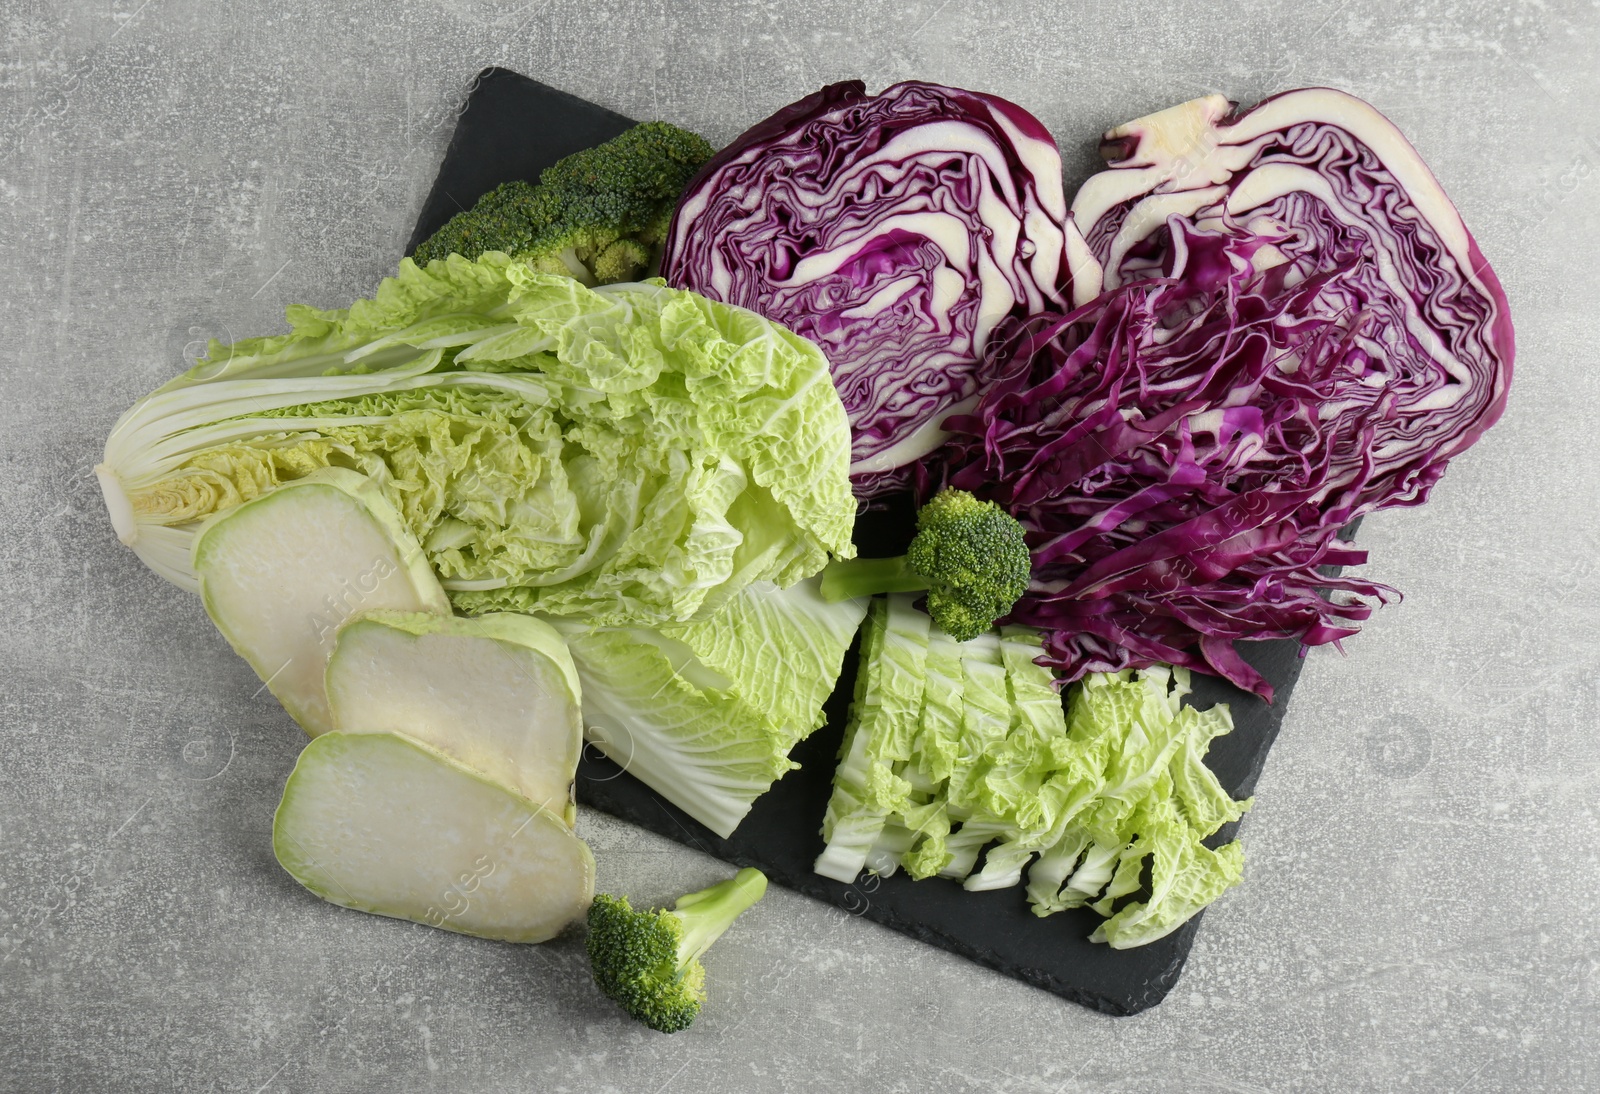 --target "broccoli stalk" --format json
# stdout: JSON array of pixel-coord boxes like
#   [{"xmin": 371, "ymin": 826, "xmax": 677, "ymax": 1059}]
[
  {"xmin": 820, "ymin": 488, "xmax": 1032, "ymax": 642},
  {"xmin": 412, "ymin": 121, "xmax": 714, "ymax": 284},
  {"xmin": 586, "ymin": 868, "xmax": 768, "ymax": 1033}
]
